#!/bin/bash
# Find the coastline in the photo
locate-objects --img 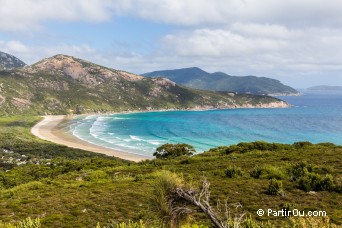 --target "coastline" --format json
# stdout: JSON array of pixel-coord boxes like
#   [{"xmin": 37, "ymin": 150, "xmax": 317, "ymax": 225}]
[
  {"xmin": 30, "ymin": 102, "xmax": 290, "ymax": 162},
  {"xmin": 30, "ymin": 115, "xmax": 152, "ymax": 162}
]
